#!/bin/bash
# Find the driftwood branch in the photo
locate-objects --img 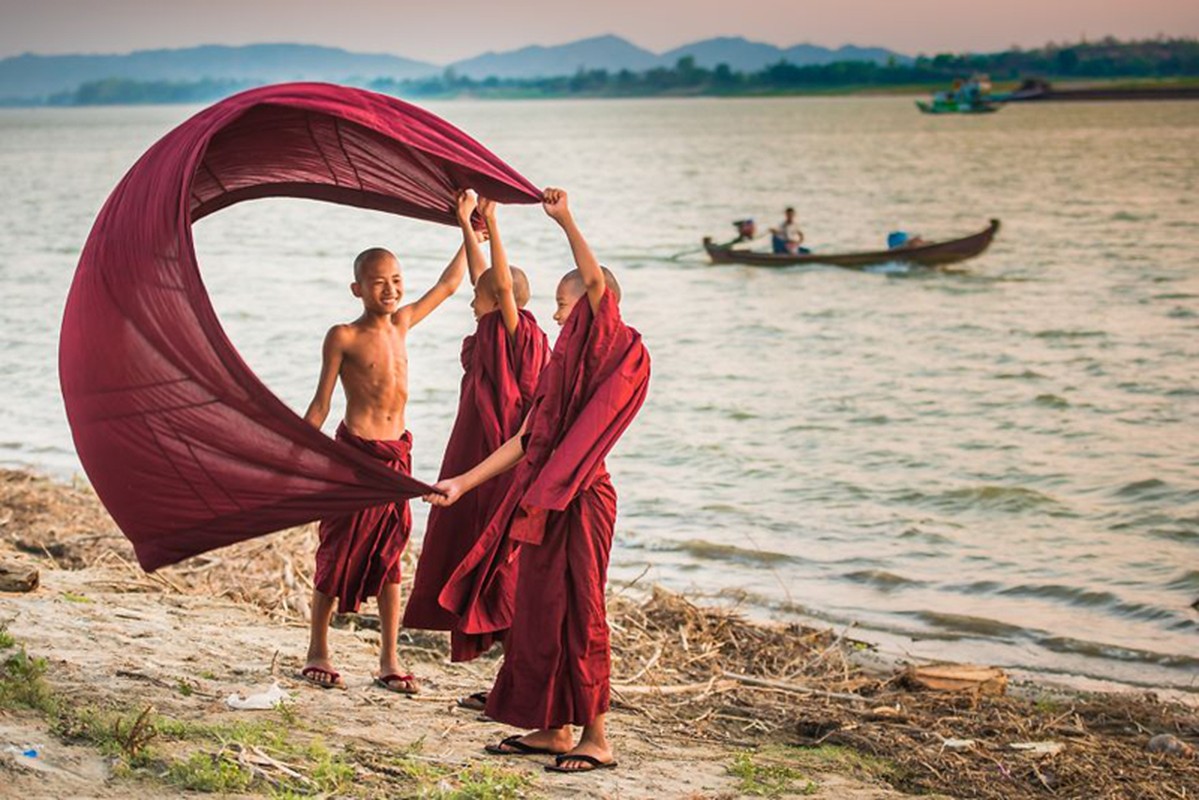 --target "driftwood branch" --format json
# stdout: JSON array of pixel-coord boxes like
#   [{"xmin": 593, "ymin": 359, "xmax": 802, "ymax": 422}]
[{"xmin": 722, "ymin": 670, "xmax": 866, "ymax": 703}]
